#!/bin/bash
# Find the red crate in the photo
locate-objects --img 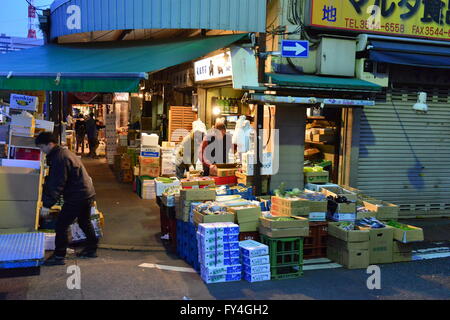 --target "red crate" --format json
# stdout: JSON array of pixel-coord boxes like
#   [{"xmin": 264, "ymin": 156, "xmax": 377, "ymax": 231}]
[
  {"xmin": 213, "ymin": 176, "xmax": 237, "ymax": 186},
  {"xmin": 239, "ymin": 232, "xmax": 260, "ymax": 242},
  {"xmin": 303, "ymin": 222, "xmax": 328, "ymax": 260},
  {"xmin": 14, "ymin": 148, "xmax": 40, "ymax": 161}
]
